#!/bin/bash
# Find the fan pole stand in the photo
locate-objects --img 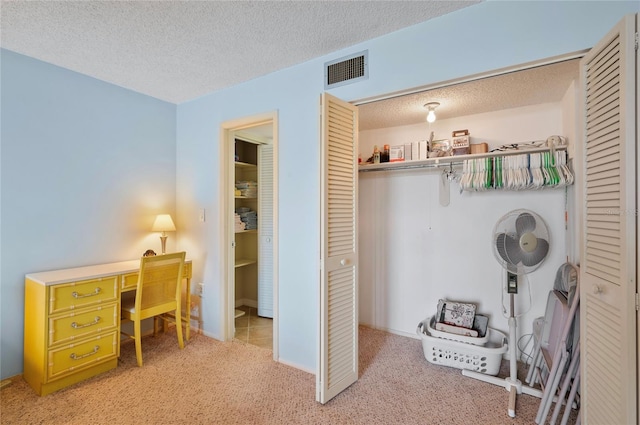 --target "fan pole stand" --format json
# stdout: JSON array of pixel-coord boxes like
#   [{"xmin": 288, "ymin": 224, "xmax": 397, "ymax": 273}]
[{"xmin": 462, "ymin": 294, "xmax": 543, "ymax": 418}]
